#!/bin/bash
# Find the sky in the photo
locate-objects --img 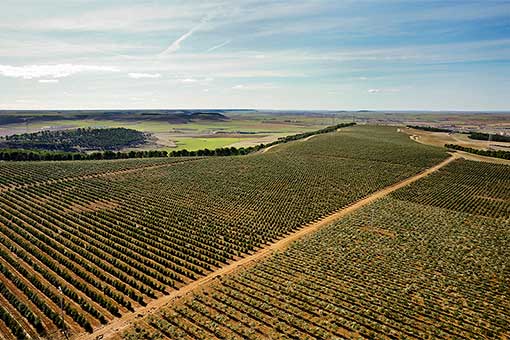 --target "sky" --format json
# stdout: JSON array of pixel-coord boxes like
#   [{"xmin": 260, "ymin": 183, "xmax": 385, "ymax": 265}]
[{"xmin": 0, "ymin": 0, "xmax": 509, "ymax": 110}]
